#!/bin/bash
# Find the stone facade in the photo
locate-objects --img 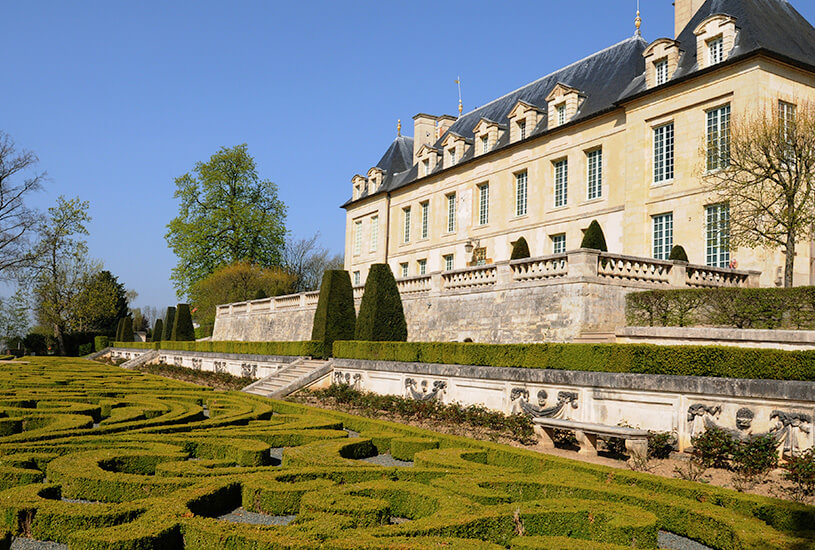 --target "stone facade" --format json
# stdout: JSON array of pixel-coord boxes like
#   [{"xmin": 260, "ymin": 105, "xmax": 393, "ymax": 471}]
[
  {"xmin": 333, "ymin": 357, "xmax": 815, "ymax": 454},
  {"xmin": 213, "ymin": 249, "xmax": 758, "ymax": 344}
]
